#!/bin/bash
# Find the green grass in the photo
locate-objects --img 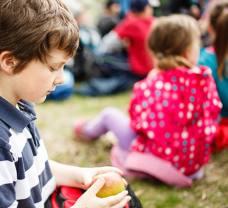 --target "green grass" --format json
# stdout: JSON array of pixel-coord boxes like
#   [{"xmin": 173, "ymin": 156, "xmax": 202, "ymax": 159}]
[{"xmin": 36, "ymin": 92, "xmax": 228, "ymax": 208}]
